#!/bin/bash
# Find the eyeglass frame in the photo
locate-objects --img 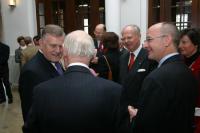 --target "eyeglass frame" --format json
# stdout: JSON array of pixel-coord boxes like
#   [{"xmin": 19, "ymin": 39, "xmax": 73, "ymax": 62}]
[{"xmin": 144, "ymin": 35, "xmax": 167, "ymax": 43}]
